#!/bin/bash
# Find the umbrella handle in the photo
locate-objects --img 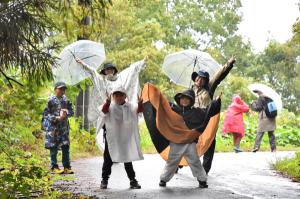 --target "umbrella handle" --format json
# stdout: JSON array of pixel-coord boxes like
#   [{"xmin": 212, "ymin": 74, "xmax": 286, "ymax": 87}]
[{"xmin": 189, "ymin": 57, "xmax": 198, "ymax": 88}]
